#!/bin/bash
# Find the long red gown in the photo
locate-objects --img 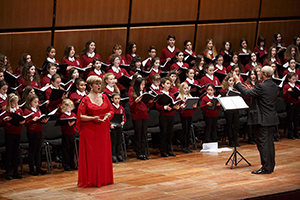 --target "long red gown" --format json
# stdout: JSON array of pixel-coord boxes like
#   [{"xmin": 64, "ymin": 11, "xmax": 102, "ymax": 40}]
[{"xmin": 77, "ymin": 94, "xmax": 114, "ymax": 188}]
